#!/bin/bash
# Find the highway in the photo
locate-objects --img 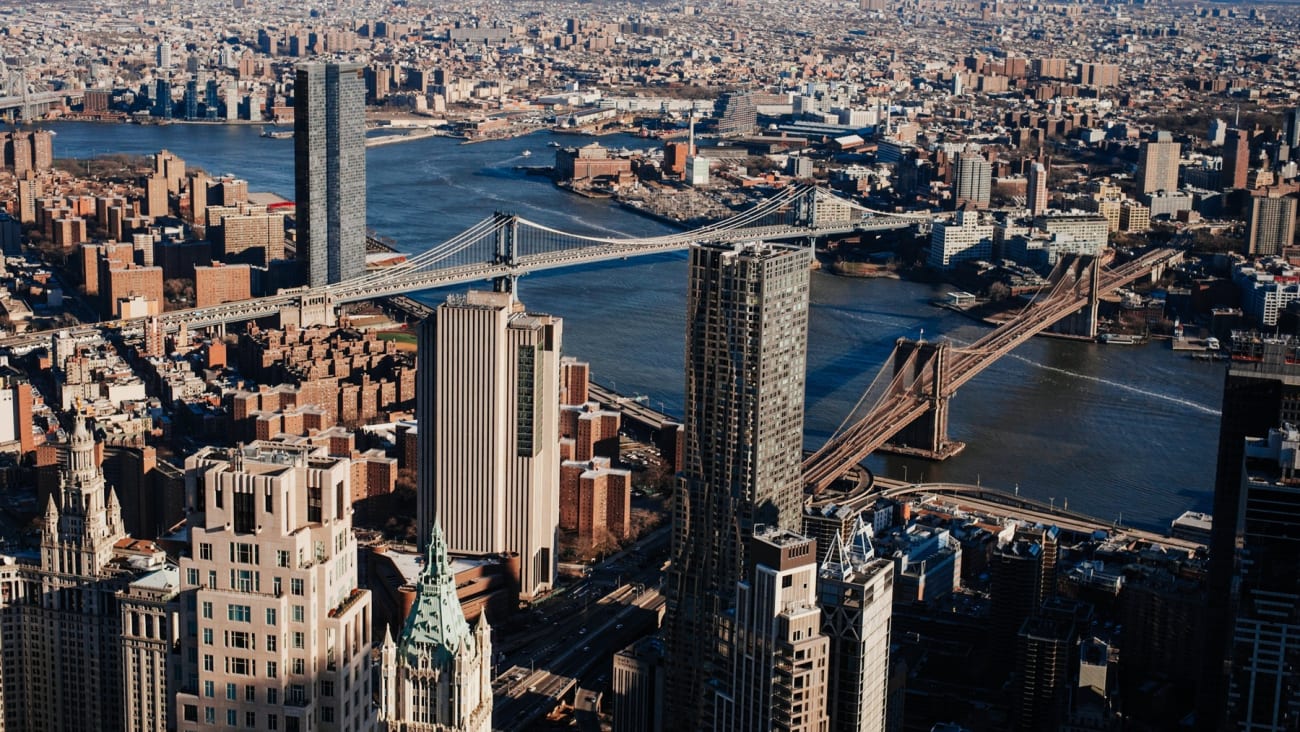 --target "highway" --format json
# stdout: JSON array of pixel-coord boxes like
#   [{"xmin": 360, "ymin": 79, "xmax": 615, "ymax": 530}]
[{"xmin": 490, "ymin": 528, "xmax": 670, "ymax": 730}]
